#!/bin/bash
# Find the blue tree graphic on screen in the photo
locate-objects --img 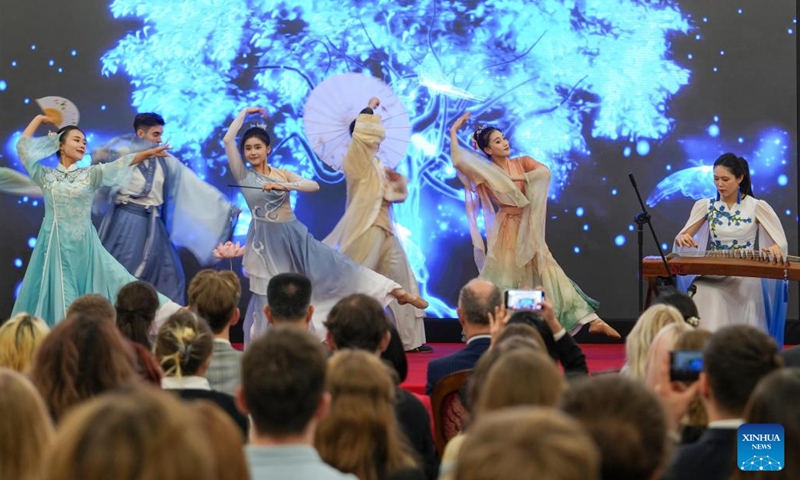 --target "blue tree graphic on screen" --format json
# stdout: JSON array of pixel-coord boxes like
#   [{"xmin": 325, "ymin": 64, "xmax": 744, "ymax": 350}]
[{"xmin": 101, "ymin": 0, "xmax": 691, "ymax": 315}]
